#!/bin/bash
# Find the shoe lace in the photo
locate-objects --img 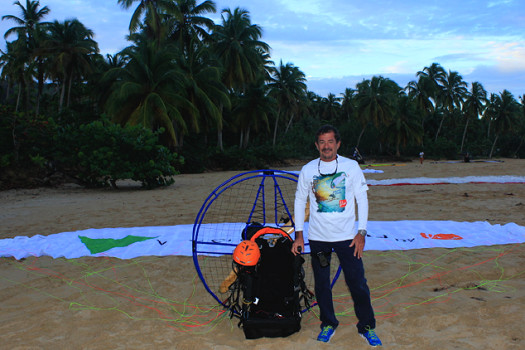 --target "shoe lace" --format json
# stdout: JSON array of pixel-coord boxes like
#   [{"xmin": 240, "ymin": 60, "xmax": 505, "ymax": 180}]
[
  {"xmin": 320, "ymin": 326, "xmax": 333, "ymax": 336},
  {"xmin": 366, "ymin": 329, "xmax": 379, "ymax": 341}
]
